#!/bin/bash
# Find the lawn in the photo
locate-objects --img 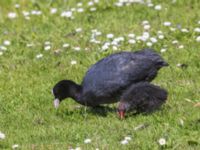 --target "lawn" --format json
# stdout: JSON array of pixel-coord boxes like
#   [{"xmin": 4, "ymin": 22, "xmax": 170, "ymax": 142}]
[{"xmin": 0, "ymin": 0, "xmax": 200, "ymax": 149}]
